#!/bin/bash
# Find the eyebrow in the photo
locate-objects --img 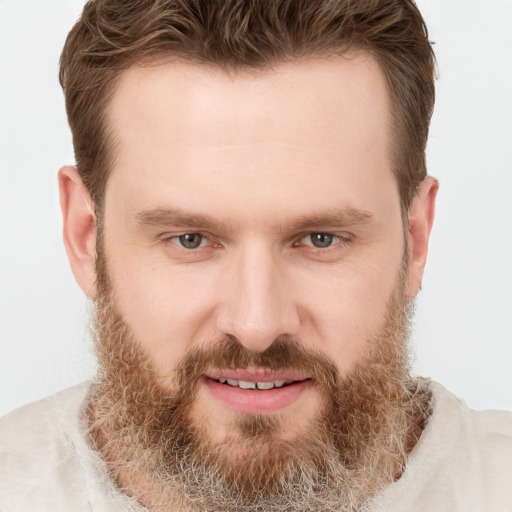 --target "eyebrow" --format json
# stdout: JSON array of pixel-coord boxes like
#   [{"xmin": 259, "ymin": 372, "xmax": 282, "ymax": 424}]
[
  {"xmin": 135, "ymin": 207, "xmax": 232, "ymax": 231},
  {"xmin": 134, "ymin": 206, "xmax": 375, "ymax": 232},
  {"xmin": 284, "ymin": 208, "xmax": 375, "ymax": 231}
]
